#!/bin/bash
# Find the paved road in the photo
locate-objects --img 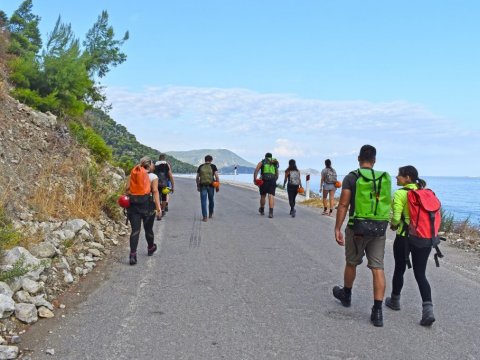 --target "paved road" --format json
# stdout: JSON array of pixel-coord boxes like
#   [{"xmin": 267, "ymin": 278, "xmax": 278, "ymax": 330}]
[{"xmin": 23, "ymin": 178, "xmax": 480, "ymax": 359}]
